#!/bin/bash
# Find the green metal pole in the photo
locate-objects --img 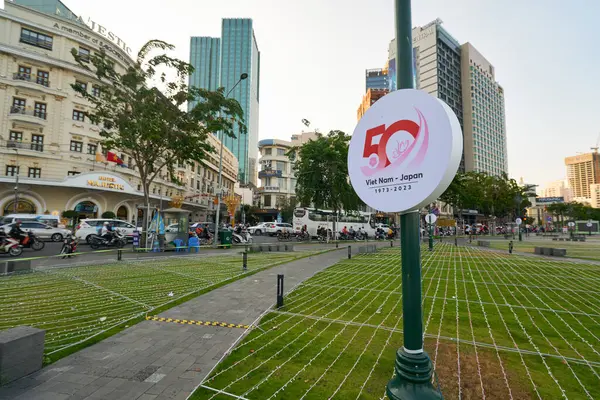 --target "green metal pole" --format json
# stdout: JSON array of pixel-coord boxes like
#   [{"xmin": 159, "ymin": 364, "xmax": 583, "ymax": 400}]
[
  {"xmin": 518, "ymin": 224, "xmax": 522, "ymax": 241},
  {"xmin": 386, "ymin": 1, "xmax": 441, "ymax": 399}
]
